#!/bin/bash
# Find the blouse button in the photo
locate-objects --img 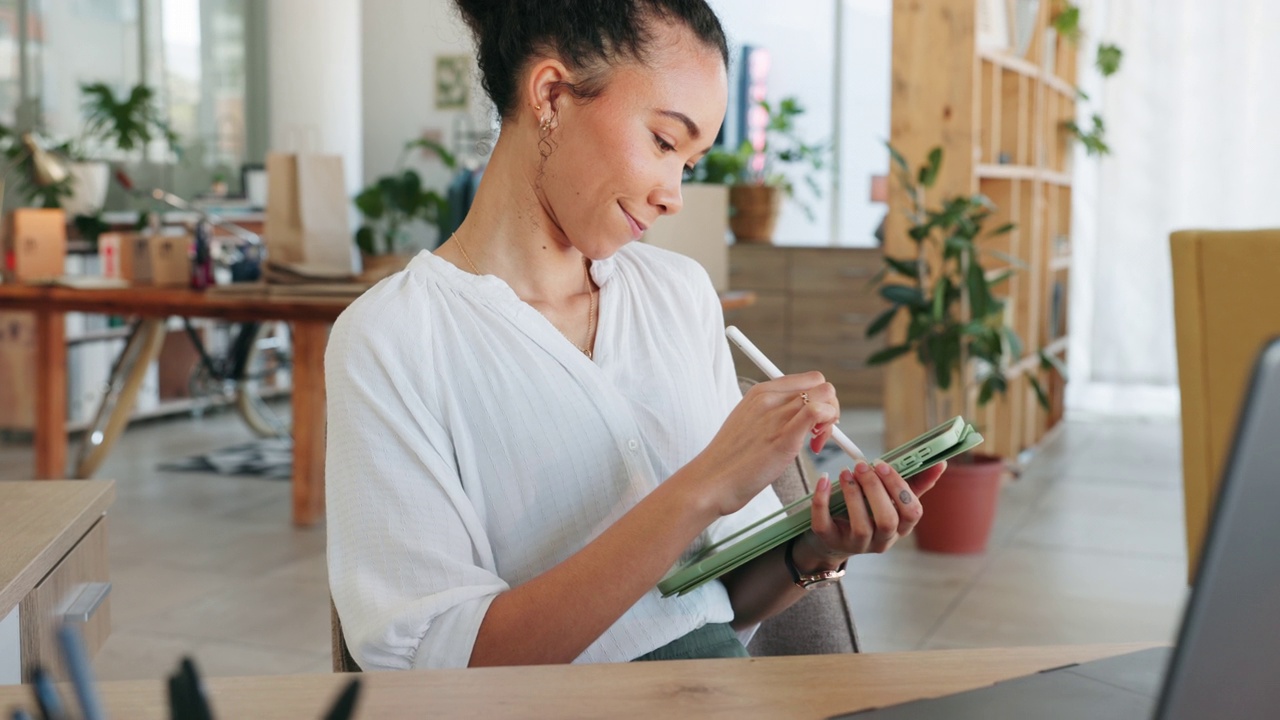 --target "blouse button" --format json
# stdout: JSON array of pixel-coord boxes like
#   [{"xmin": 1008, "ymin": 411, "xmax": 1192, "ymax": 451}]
[{"xmin": 627, "ymin": 439, "xmax": 640, "ymax": 452}]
